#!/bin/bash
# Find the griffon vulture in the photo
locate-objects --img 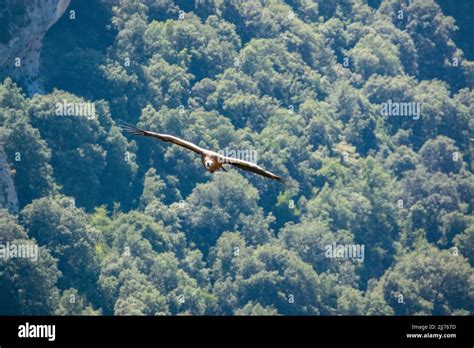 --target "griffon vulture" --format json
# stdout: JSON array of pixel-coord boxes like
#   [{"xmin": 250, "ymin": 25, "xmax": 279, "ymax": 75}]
[{"xmin": 119, "ymin": 120, "xmax": 285, "ymax": 182}]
